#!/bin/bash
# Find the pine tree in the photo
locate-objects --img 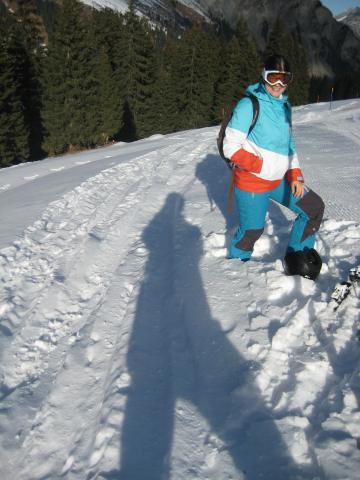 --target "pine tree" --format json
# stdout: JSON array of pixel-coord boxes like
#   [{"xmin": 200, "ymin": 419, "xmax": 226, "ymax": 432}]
[
  {"xmin": 0, "ymin": 13, "xmax": 30, "ymax": 167},
  {"xmin": 133, "ymin": 22, "xmax": 158, "ymax": 138},
  {"xmin": 42, "ymin": 0, "xmax": 100, "ymax": 155},
  {"xmin": 172, "ymin": 25, "xmax": 220, "ymax": 130},
  {"xmin": 95, "ymin": 46, "xmax": 123, "ymax": 144},
  {"xmin": 264, "ymin": 18, "xmax": 286, "ymax": 59},
  {"xmin": 18, "ymin": 0, "xmax": 45, "ymax": 52},
  {"xmin": 213, "ymin": 19, "xmax": 261, "ymax": 123},
  {"xmin": 16, "ymin": 0, "xmax": 46, "ymax": 159},
  {"xmin": 0, "ymin": 3, "xmax": 6, "ymax": 17},
  {"xmin": 264, "ymin": 18, "xmax": 310, "ymax": 106},
  {"xmin": 119, "ymin": 2, "xmax": 158, "ymax": 140},
  {"xmin": 36, "ymin": 0, "xmax": 58, "ymax": 37},
  {"xmin": 234, "ymin": 18, "xmax": 262, "ymax": 87},
  {"xmin": 142, "ymin": 27, "xmax": 181, "ymax": 135},
  {"xmin": 151, "ymin": 34, "xmax": 179, "ymax": 134},
  {"xmin": 205, "ymin": 29, "xmax": 222, "ymax": 124},
  {"xmin": 213, "ymin": 37, "xmax": 242, "ymax": 121},
  {"xmin": 93, "ymin": 7, "xmax": 127, "ymax": 135},
  {"xmin": 289, "ymin": 37, "xmax": 310, "ymax": 105}
]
